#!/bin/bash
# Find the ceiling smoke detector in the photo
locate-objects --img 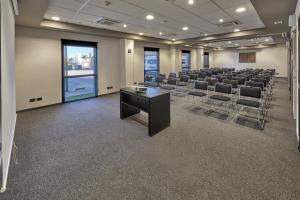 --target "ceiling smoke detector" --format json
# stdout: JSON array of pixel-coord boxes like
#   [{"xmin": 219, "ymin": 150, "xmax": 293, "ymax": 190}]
[{"xmin": 96, "ymin": 17, "xmax": 121, "ymax": 26}]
